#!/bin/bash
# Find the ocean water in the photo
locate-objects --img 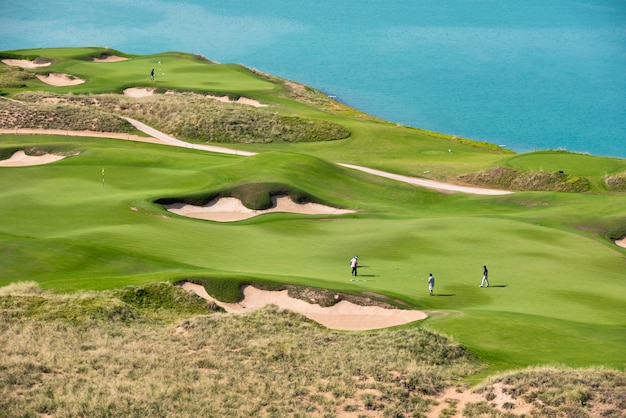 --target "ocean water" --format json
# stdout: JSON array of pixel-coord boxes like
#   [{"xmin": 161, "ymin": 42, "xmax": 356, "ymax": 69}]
[{"xmin": 1, "ymin": 0, "xmax": 624, "ymax": 158}]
